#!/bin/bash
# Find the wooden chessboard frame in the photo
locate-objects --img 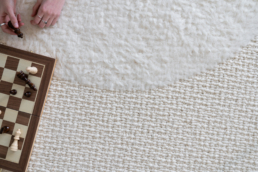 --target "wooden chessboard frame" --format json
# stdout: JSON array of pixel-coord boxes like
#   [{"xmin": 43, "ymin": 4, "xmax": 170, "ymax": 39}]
[{"xmin": 0, "ymin": 44, "xmax": 56, "ymax": 172}]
